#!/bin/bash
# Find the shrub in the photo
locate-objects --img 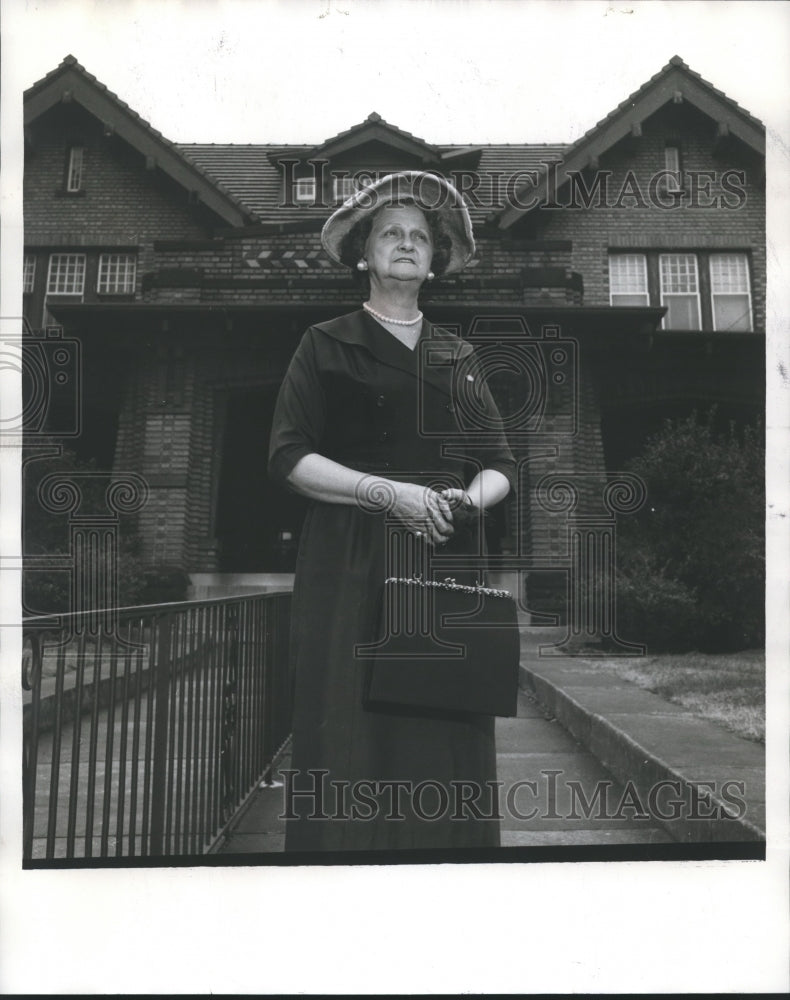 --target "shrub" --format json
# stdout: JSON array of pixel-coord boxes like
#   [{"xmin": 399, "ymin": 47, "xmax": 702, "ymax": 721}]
[
  {"xmin": 616, "ymin": 411, "xmax": 764, "ymax": 652},
  {"xmin": 135, "ymin": 565, "xmax": 191, "ymax": 605},
  {"xmin": 22, "ymin": 447, "xmax": 189, "ymax": 615}
]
